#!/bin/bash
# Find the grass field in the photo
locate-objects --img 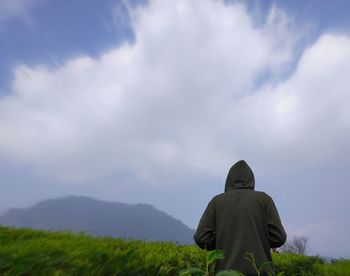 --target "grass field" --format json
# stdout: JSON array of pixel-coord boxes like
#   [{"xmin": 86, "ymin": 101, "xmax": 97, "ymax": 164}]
[{"xmin": 0, "ymin": 226, "xmax": 349, "ymax": 275}]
